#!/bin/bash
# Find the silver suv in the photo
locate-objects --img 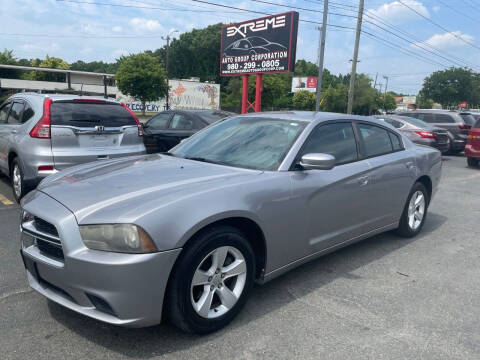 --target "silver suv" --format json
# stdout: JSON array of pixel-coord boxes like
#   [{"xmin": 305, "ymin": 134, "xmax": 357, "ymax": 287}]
[{"xmin": 0, "ymin": 93, "xmax": 146, "ymax": 201}]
